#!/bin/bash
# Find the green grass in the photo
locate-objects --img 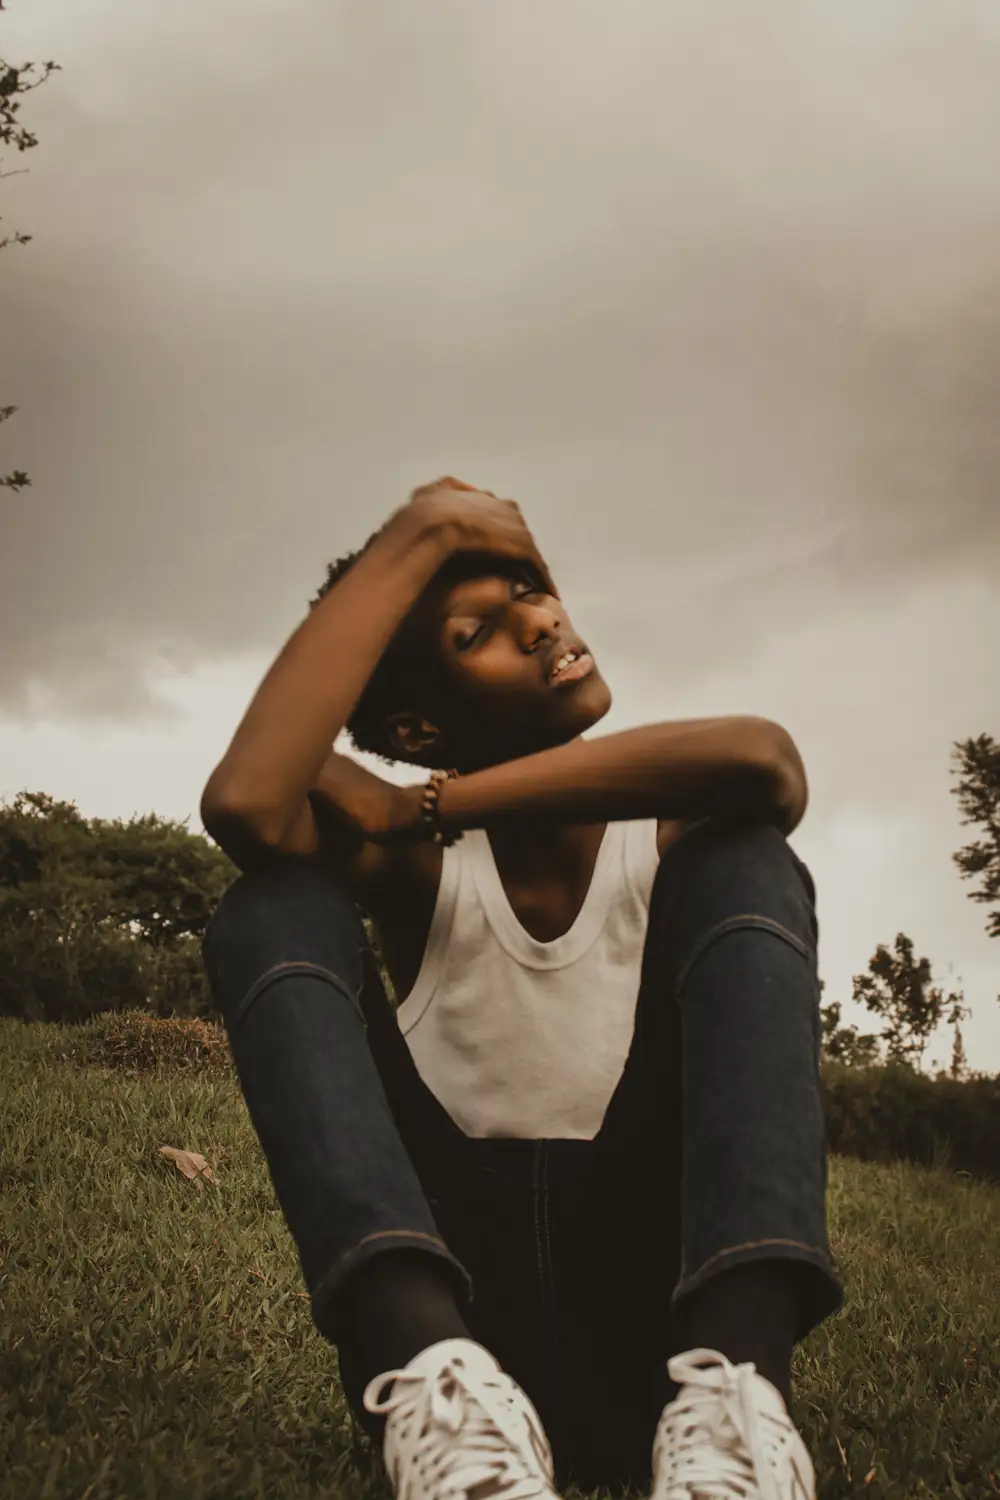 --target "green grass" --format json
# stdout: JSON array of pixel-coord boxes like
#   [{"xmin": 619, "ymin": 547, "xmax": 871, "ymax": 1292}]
[{"xmin": 1, "ymin": 1018, "xmax": 998, "ymax": 1500}]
